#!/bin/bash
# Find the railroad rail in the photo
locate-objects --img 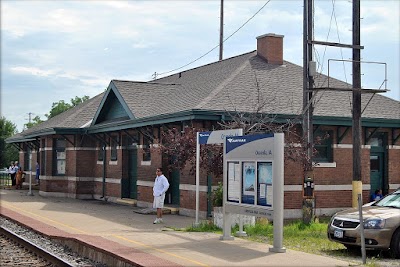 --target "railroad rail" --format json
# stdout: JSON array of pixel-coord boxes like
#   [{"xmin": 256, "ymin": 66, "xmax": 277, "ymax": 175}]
[{"xmin": 0, "ymin": 226, "xmax": 76, "ymax": 267}]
